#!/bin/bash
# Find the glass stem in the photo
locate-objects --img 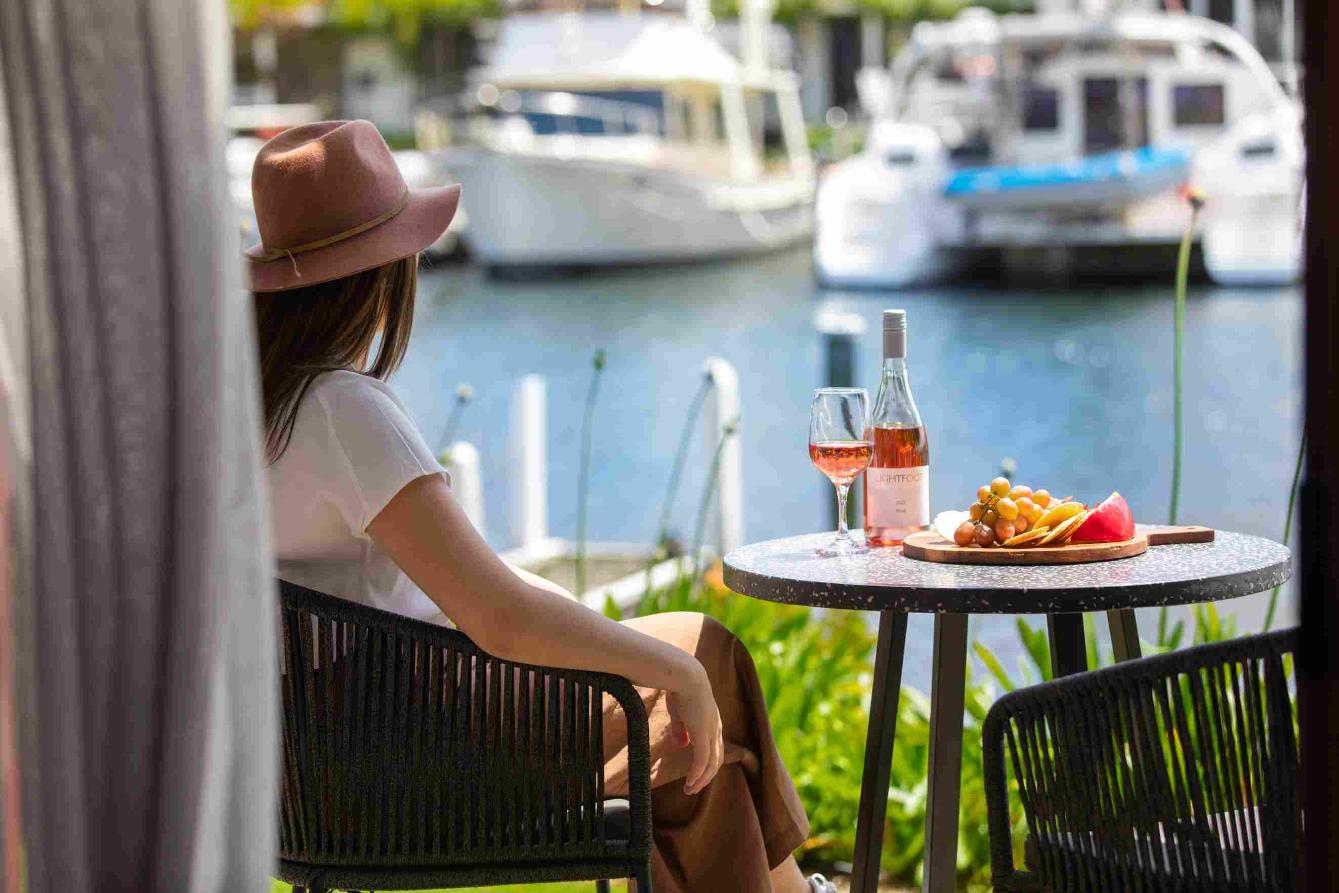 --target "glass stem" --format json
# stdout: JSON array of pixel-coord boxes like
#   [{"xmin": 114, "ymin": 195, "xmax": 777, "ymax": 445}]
[{"xmin": 835, "ymin": 482, "xmax": 851, "ymax": 537}]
